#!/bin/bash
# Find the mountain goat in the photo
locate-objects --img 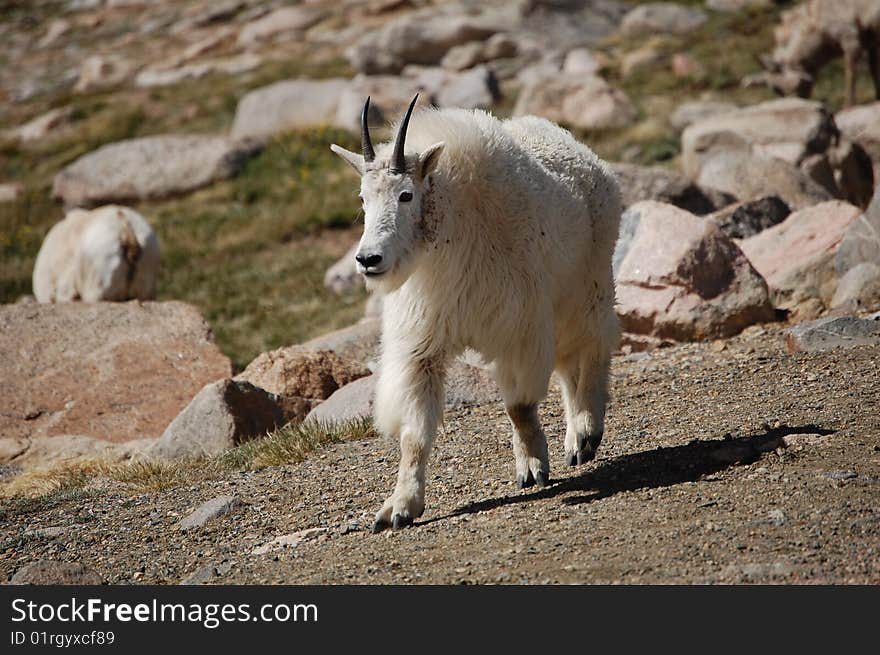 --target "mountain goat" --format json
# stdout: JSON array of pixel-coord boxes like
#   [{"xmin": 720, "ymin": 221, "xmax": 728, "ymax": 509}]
[
  {"xmin": 331, "ymin": 97, "xmax": 621, "ymax": 532},
  {"xmin": 33, "ymin": 205, "xmax": 160, "ymax": 303},
  {"xmin": 748, "ymin": 0, "xmax": 880, "ymax": 107}
]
